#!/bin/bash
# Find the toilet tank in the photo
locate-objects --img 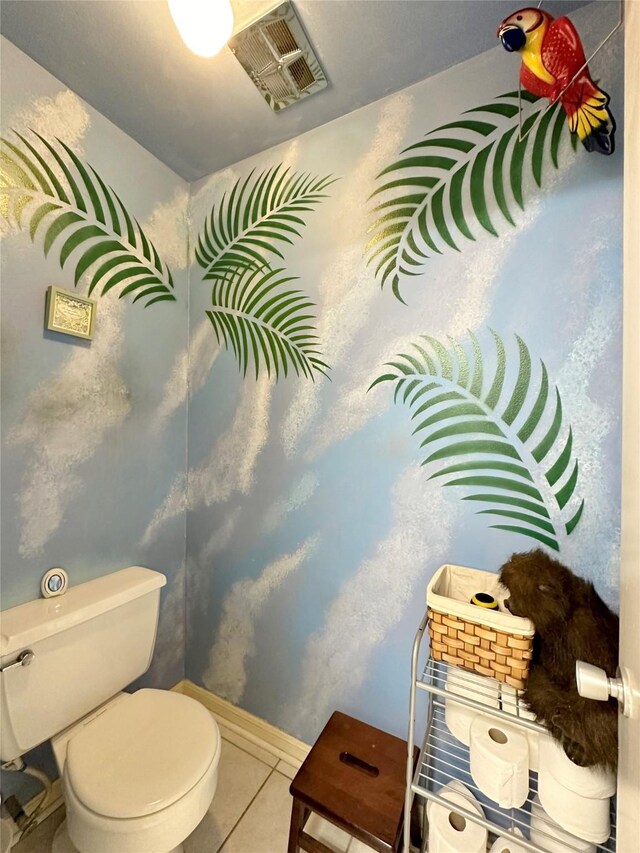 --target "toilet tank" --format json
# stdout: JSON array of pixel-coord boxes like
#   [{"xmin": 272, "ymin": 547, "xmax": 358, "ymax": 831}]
[{"xmin": 0, "ymin": 567, "xmax": 166, "ymax": 762}]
